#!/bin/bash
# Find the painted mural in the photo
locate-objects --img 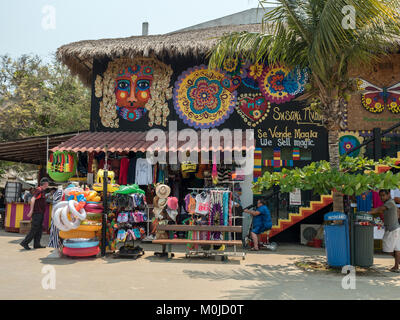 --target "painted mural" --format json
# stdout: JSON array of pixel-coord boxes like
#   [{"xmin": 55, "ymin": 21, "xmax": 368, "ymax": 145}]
[
  {"xmin": 173, "ymin": 65, "xmax": 237, "ymax": 129},
  {"xmin": 258, "ymin": 65, "xmax": 308, "ymax": 104},
  {"xmin": 357, "ymin": 78, "xmax": 400, "ymax": 114},
  {"xmin": 95, "ymin": 57, "xmax": 173, "ymax": 128},
  {"xmin": 235, "ymin": 93, "xmax": 271, "ymax": 127},
  {"xmin": 239, "ymin": 61, "xmax": 264, "ymax": 89},
  {"xmin": 91, "ymin": 56, "xmax": 327, "ymax": 162},
  {"xmin": 338, "ymin": 131, "xmax": 364, "ymax": 157}
]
